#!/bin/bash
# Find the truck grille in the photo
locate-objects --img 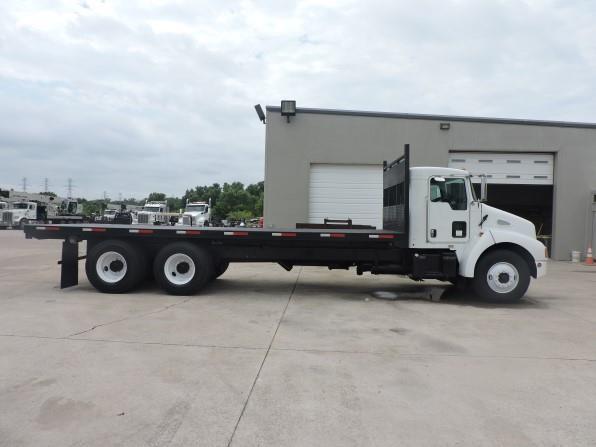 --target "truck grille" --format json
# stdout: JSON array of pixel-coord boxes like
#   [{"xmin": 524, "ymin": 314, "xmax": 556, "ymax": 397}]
[
  {"xmin": 182, "ymin": 215, "xmax": 191, "ymax": 226},
  {"xmin": 137, "ymin": 214, "xmax": 149, "ymax": 224},
  {"xmin": 1, "ymin": 211, "xmax": 12, "ymax": 224}
]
